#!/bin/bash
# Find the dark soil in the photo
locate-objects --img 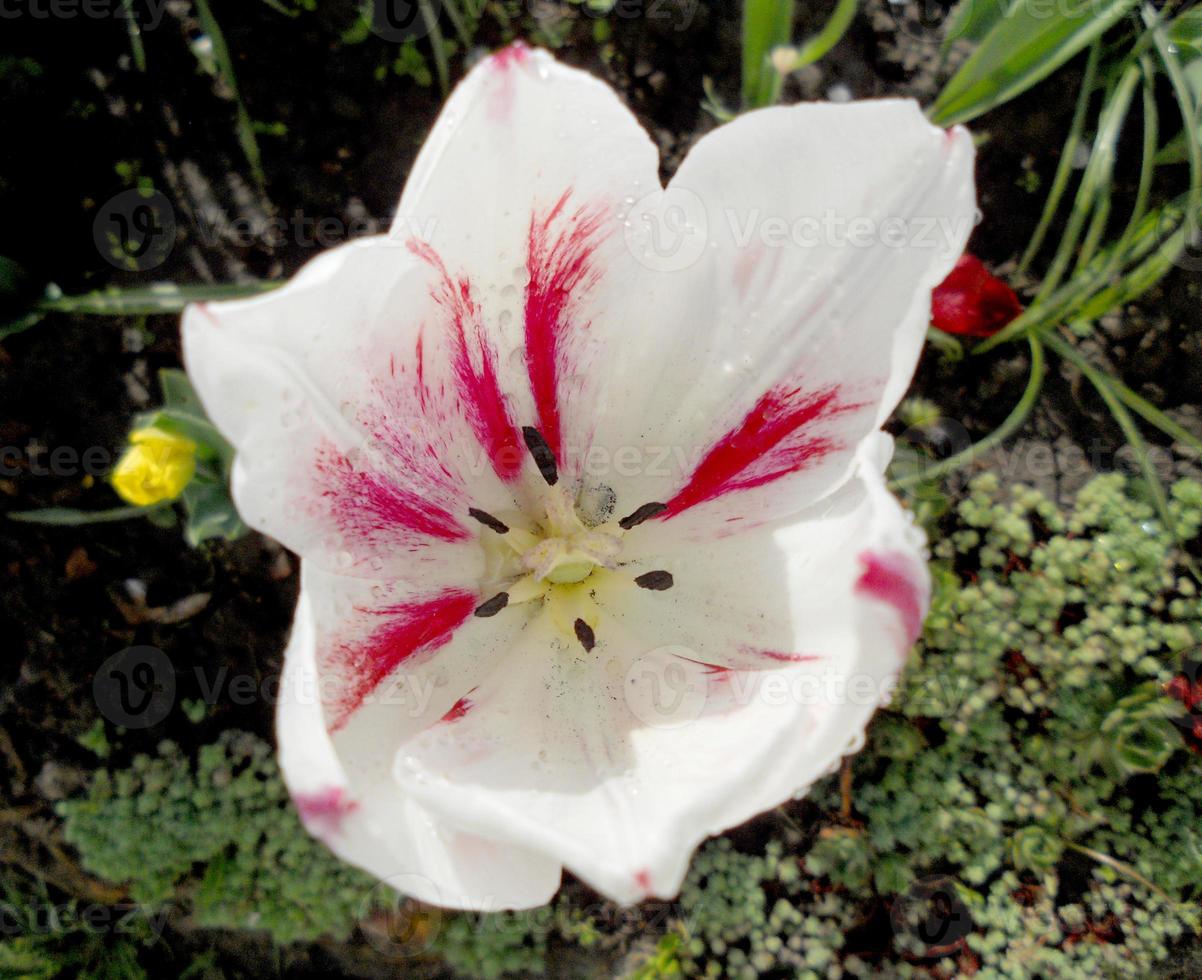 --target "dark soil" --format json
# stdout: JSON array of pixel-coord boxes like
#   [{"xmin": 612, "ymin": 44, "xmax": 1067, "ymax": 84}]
[{"xmin": 1, "ymin": 0, "xmax": 1199, "ymax": 975}]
